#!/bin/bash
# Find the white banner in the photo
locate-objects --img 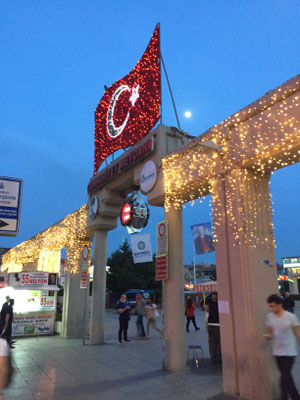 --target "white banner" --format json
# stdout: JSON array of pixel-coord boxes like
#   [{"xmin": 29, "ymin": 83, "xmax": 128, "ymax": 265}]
[
  {"xmin": 19, "ymin": 272, "xmax": 57, "ymax": 289},
  {"xmin": 131, "ymin": 233, "xmax": 153, "ymax": 264},
  {"xmin": 12, "ymin": 311, "xmax": 56, "ymax": 336}
]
